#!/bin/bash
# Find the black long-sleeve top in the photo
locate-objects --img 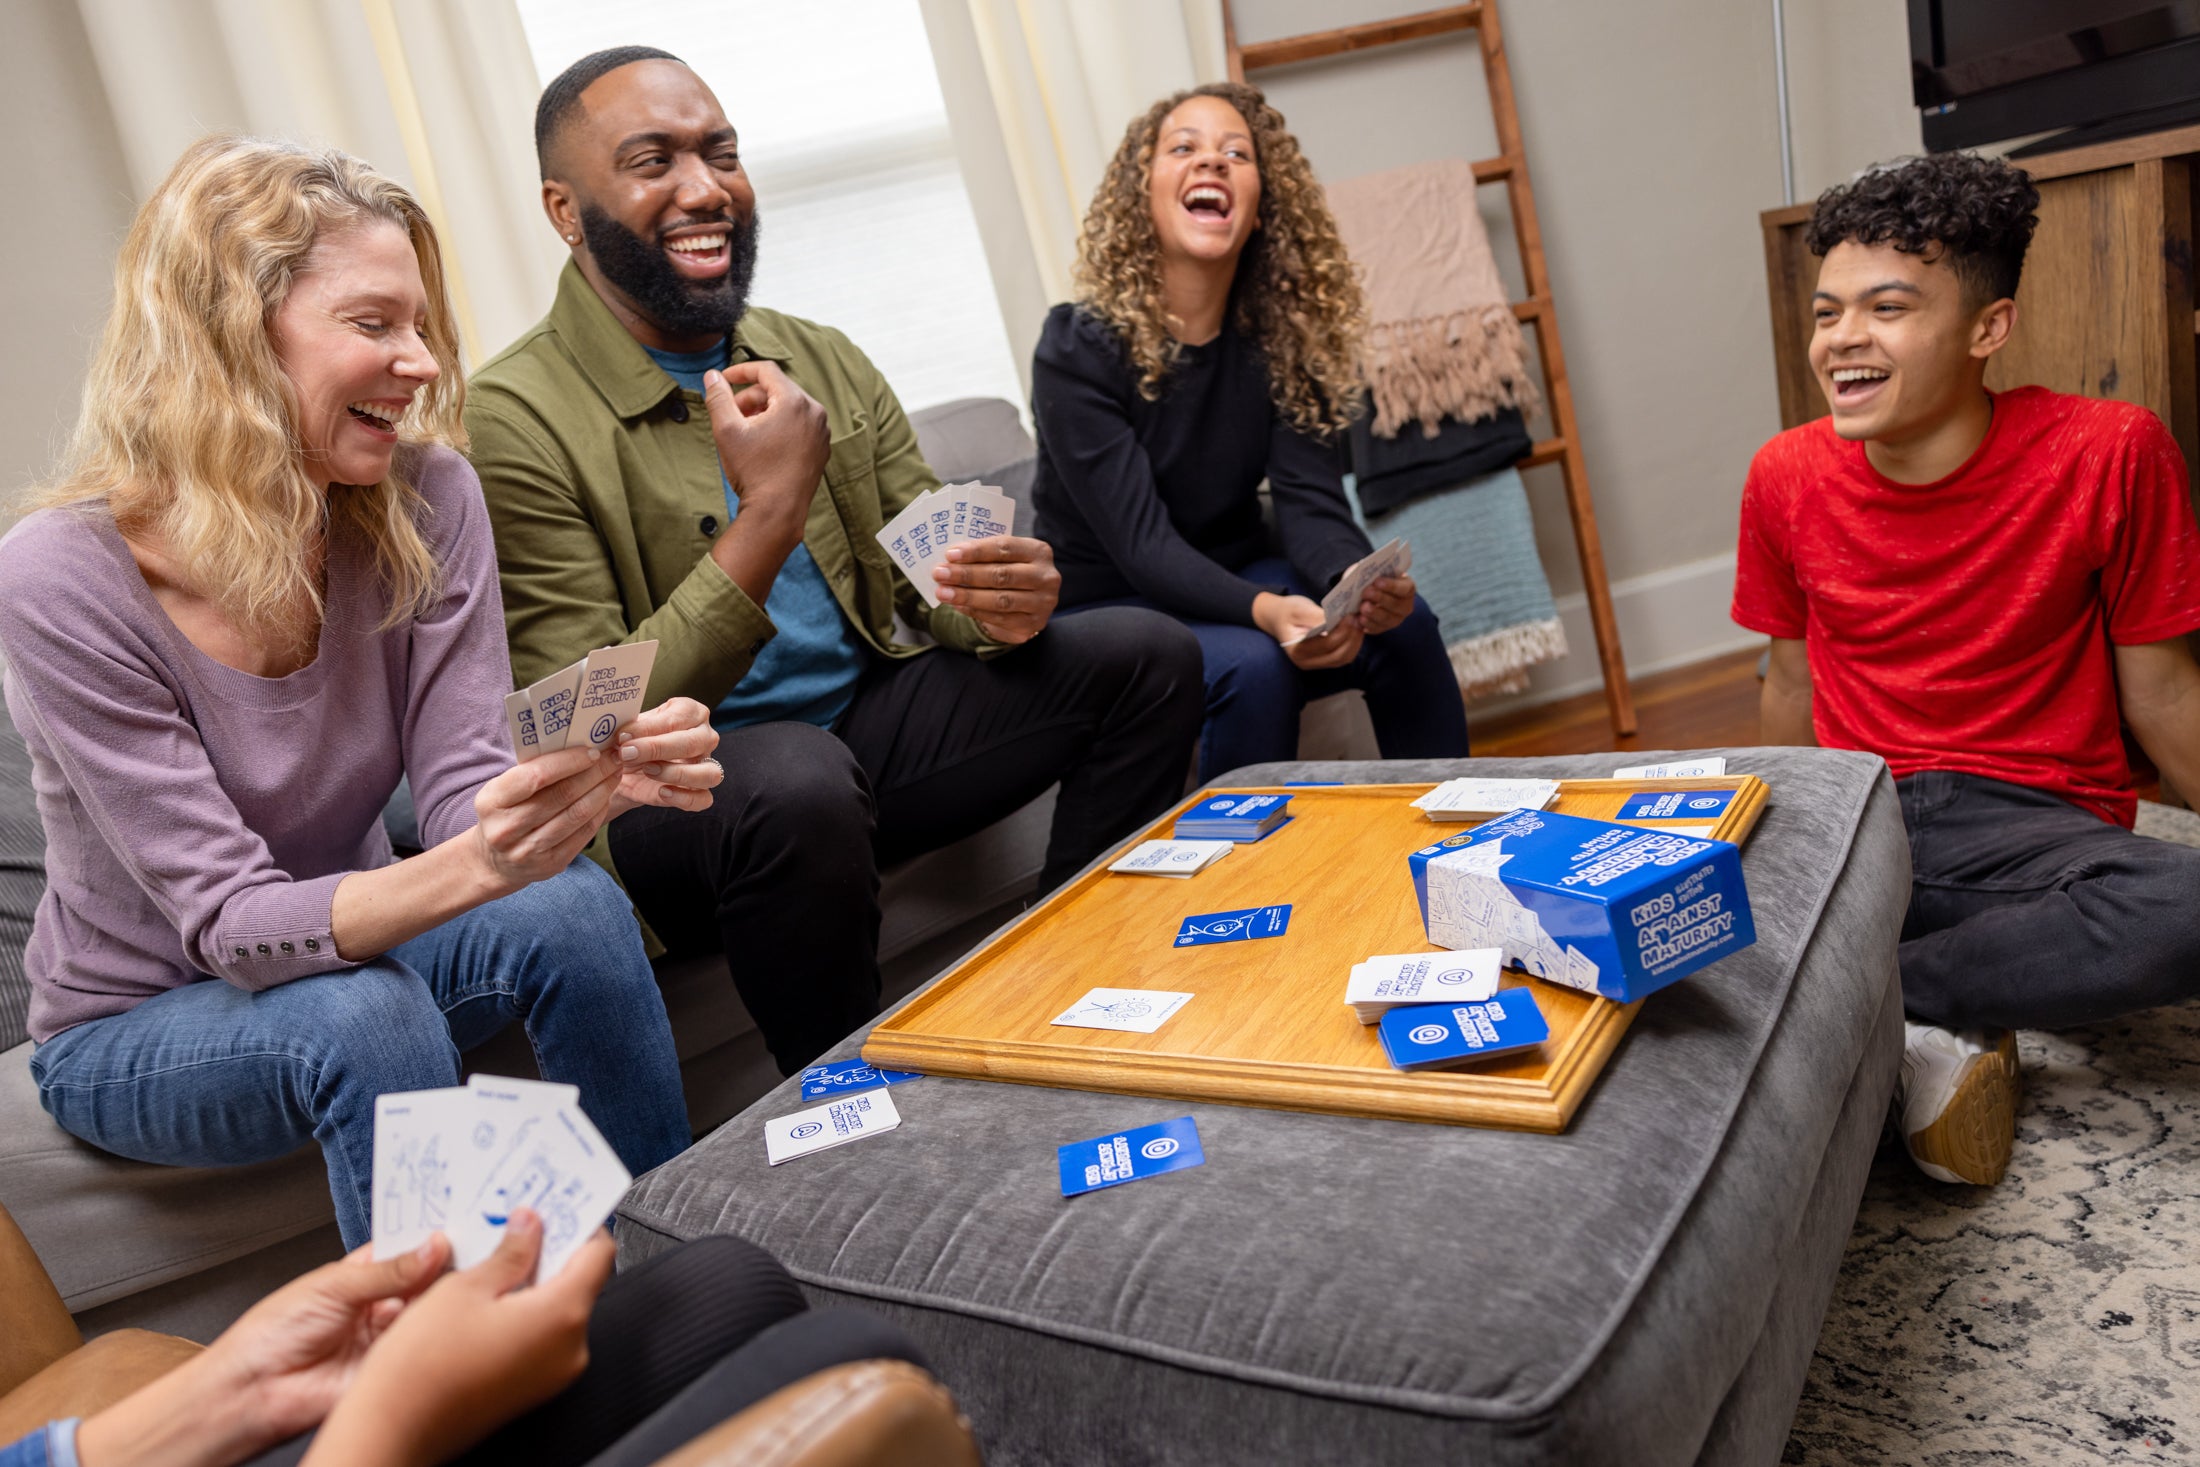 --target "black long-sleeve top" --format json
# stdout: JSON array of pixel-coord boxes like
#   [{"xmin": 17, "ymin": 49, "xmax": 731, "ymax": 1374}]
[{"xmin": 1030, "ymin": 303, "xmax": 1371, "ymax": 627}]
